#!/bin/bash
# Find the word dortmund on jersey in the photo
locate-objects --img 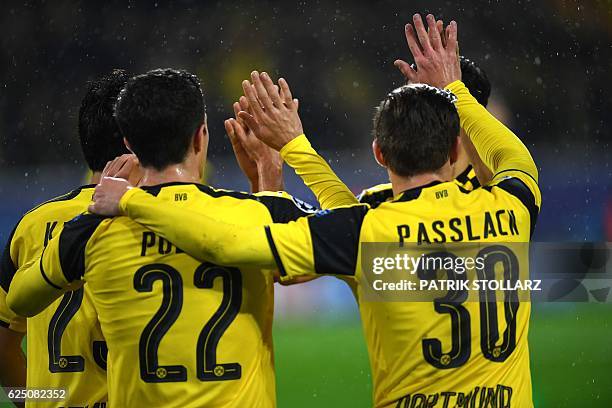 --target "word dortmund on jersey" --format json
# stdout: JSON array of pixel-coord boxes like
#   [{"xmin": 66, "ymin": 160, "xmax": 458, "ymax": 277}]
[
  {"xmin": 358, "ymin": 165, "xmax": 480, "ymax": 208},
  {"xmin": 97, "ymin": 81, "xmax": 541, "ymax": 408},
  {"xmin": 0, "ymin": 185, "xmax": 107, "ymax": 408},
  {"xmin": 33, "ymin": 183, "xmax": 314, "ymax": 407}
]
